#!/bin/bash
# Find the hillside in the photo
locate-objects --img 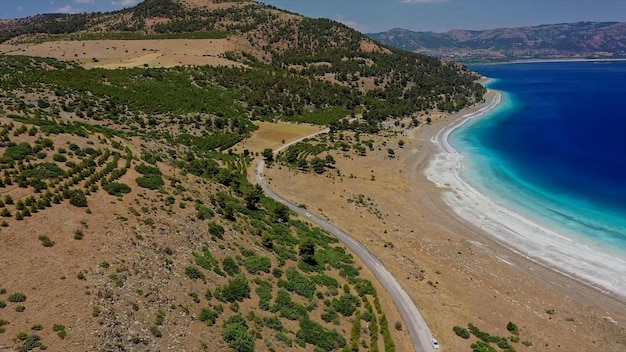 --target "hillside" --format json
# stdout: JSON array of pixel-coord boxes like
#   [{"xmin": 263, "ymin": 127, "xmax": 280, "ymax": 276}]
[
  {"xmin": 368, "ymin": 21, "xmax": 626, "ymax": 63},
  {"xmin": 0, "ymin": 1, "xmax": 488, "ymax": 351}
]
